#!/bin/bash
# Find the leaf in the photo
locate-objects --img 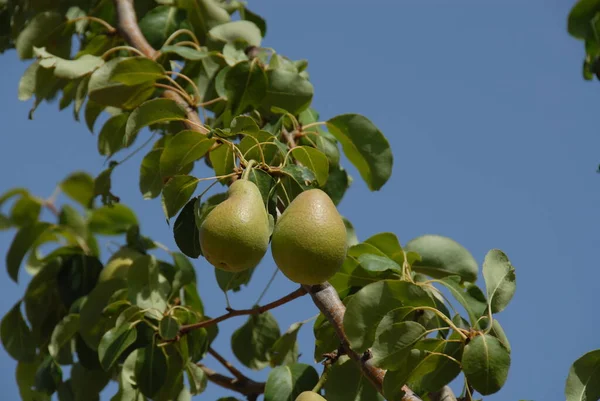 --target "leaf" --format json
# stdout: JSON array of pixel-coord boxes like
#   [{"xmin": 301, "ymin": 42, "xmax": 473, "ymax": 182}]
[
  {"xmin": 325, "ymin": 357, "xmax": 383, "ymax": 401},
  {"xmin": 110, "ymin": 57, "xmax": 165, "ymax": 85},
  {"xmin": 34, "ymin": 355, "xmax": 62, "ymax": 394},
  {"xmin": 356, "ymin": 254, "xmax": 401, "ymax": 274},
  {"xmin": 89, "ymin": 204, "xmax": 138, "ymax": 235},
  {"xmin": 135, "ymin": 345, "xmax": 168, "ymax": 397},
  {"xmin": 88, "ymin": 58, "xmax": 155, "ymax": 109},
  {"xmin": 7, "ymin": 222, "xmax": 51, "ymax": 282},
  {"xmin": 48, "ymin": 314, "xmax": 80, "ymax": 359},
  {"xmin": 264, "ymin": 363, "xmax": 319, "ymax": 401},
  {"xmin": 209, "ymin": 20, "xmax": 262, "ymax": 47},
  {"xmin": 225, "ymin": 60, "xmax": 268, "ymax": 114},
  {"xmin": 159, "ymin": 316, "xmax": 180, "ymax": 340},
  {"xmin": 10, "ymin": 194, "xmax": 42, "ymax": 227},
  {"xmin": 34, "ymin": 47, "xmax": 104, "ymax": 79},
  {"xmin": 364, "ymin": 232, "xmax": 404, "ymax": 264},
  {"xmin": 566, "ymin": 349, "xmax": 600, "ymax": 401},
  {"xmin": 174, "ymin": 197, "xmax": 202, "ymax": 258},
  {"xmin": 16, "ymin": 12, "xmax": 65, "ymax": 59},
  {"xmin": 60, "ymin": 171, "xmax": 95, "ymax": 207},
  {"xmin": 313, "ymin": 313, "xmax": 340, "ymax": 361},
  {"xmin": 160, "ymin": 131, "xmax": 215, "ymax": 177},
  {"xmin": 85, "ymin": 100, "xmax": 105, "ymax": 133},
  {"xmin": 436, "ymin": 276, "xmax": 487, "ymax": 327},
  {"xmin": 241, "ymin": 7, "xmax": 267, "ymax": 37},
  {"xmin": 140, "ymin": 149, "xmax": 164, "ymax": 199},
  {"xmin": 125, "ymin": 98, "xmax": 188, "ymax": 146},
  {"xmin": 69, "ymin": 363, "xmax": 111, "ymax": 400},
  {"xmin": 462, "ymin": 334, "xmax": 510, "ymax": 395},
  {"xmin": 291, "ymin": 146, "xmax": 329, "ymax": 186},
  {"xmin": 98, "ymin": 113, "xmax": 129, "ymax": 156},
  {"xmin": 139, "ymin": 6, "xmax": 187, "ymax": 49},
  {"xmin": 405, "ymin": 234, "xmax": 478, "ymax": 283},
  {"xmin": 215, "ymin": 267, "xmax": 255, "ymax": 293},
  {"xmin": 162, "ymin": 175, "xmax": 199, "ymax": 219},
  {"xmin": 343, "ymin": 280, "xmax": 434, "ymax": 353},
  {"xmin": 269, "ymin": 321, "xmax": 303, "ymax": 367},
  {"xmin": 326, "ymin": 114, "xmax": 392, "ymax": 191},
  {"xmin": 171, "ymin": 253, "xmax": 198, "ymax": 299},
  {"xmin": 186, "ymin": 361, "xmax": 207, "ymax": 395},
  {"xmin": 19, "ymin": 61, "xmax": 40, "ymax": 101},
  {"xmin": 247, "ymin": 168, "xmax": 276, "ymax": 207},
  {"xmin": 98, "ymin": 322, "xmax": 137, "ymax": 371},
  {"xmin": 323, "ymin": 164, "xmax": 350, "ymax": 206},
  {"xmin": 483, "ymin": 249, "xmax": 516, "ymax": 314},
  {"xmin": 371, "ymin": 321, "xmax": 427, "ymax": 370},
  {"xmin": 209, "ymin": 143, "xmax": 236, "ymax": 179},
  {"xmin": 160, "ymin": 45, "xmax": 212, "ymax": 60},
  {"xmin": 278, "ymin": 165, "xmax": 317, "ymax": 205},
  {"xmin": 568, "ymin": 0, "xmax": 600, "ymax": 40},
  {"xmin": 128, "ymin": 255, "xmax": 168, "ymax": 313},
  {"xmin": 231, "ymin": 312, "xmax": 280, "ymax": 370},
  {"xmin": 180, "ymin": 0, "xmax": 230, "ymax": 42},
  {"xmin": 261, "ymin": 69, "xmax": 313, "ymax": 115},
  {"xmin": 1, "ymin": 302, "xmax": 36, "ymax": 362},
  {"xmin": 17, "ymin": 360, "xmax": 50, "ymax": 401}
]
